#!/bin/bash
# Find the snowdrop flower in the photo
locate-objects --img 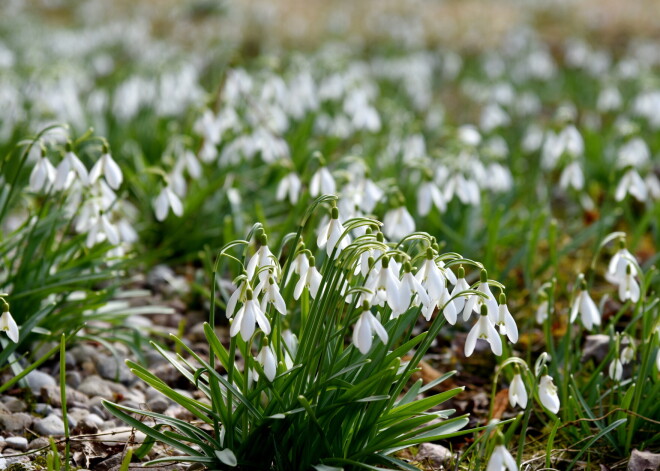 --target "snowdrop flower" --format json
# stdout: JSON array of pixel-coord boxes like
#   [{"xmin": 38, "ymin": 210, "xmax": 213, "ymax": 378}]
[
  {"xmin": 615, "ymin": 168, "xmax": 647, "ymax": 202},
  {"xmin": 285, "ymin": 245, "xmax": 310, "ymax": 285},
  {"xmin": 0, "ymin": 303, "xmax": 18, "ymax": 343},
  {"xmin": 618, "ymin": 265, "xmax": 640, "ymax": 303},
  {"xmin": 225, "ymin": 279, "xmax": 248, "ymax": 320},
  {"xmin": 85, "ymin": 212, "xmax": 120, "ymax": 248},
  {"xmin": 257, "ymin": 277, "xmax": 287, "ymax": 315},
  {"xmin": 417, "ymin": 179, "xmax": 446, "ymax": 216},
  {"xmin": 465, "ymin": 305, "xmax": 502, "ymax": 357},
  {"xmin": 559, "ymin": 161, "xmax": 584, "ymax": 191},
  {"xmin": 508, "ymin": 372, "xmax": 527, "ymax": 409},
  {"xmin": 246, "ymin": 234, "xmax": 277, "ymax": 283},
  {"xmin": 256, "ymin": 345, "xmax": 277, "ymax": 382},
  {"xmin": 154, "ymin": 185, "xmax": 183, "ymax": 221},
  {"xmin": 570, "ymin": 278, "xmax": 601, "ymax": 330},
  {"xmin": 496, "ymin": 293, "xmax": 518, "ymax": 343},
  {"xmin": 317, "ymin": 206, "xmax": 350, "ymax": 257},
  {"xmin": 54, "ymin": 146, "xmax": 89, "ymax": 190},
  {"xmin": 538, "ymin": 374, "xmax": 560, "ymax": 414},
  {"xmin": 30, "ymin": 152, "xmax": 56, "ymax": 192},
  {"xmin": 383, "ymin": 205, "xmax": 415, "ymax": 241},
  {"xmin": 645, "ymin": 173, "xmax": 660, "ymax": 200},
  {"xmin": 397, "ymin": 261, "xmax": 431, "ymax": 315},
  {"xmin": 366, "ymin": 256, "xmax": 402, "ymax": 312},
  {"xmin": 457, "ymin": 125, "xmax": 481, "ymax": 146},
  {"xmin": 352, "ymin": 302, "xmax": 388, "ymax": 354},
  {"xmin": 620, "ymin": 339, "xmax": 635, "ymax": 365},
  {"xmin": 606, "ymin": 241, "xmax": 635, "ymax": 285},
  {"xmin": 276, "ymin": 171, "xmax": 302, "ymax": 204},
  {"xmin": 415, "ymin": 249, "xmax": 447, "ymax": 302},
  {"xmin": 450, "ymin": 266, "xmax": 471, "ymax": 312},
  {"xmin": 463, "ymin": 270, "xmax": 498, "ymax": 322},
  {"xmin": 89, "ymin": 145, "xmax": 123, "ymax": 189},
  {"xmin": 609, "ymin": 358, "xmax": 623, "ymax": 381},
  {"xmin": 294, "ymin": 256, "xmax": 322, "ymax": 300},
  {"xmin": 536, "ymin": 296, "xmax": 549, "ymax": 324},
  {"xmin": 487, "ymin": 441, "xmax": 517, "ymax": 471},
  {"xmin": 358, "ymin": 177, "xmax": 384, "ymax": 213},
  {"xmin": 229, "ymin": 288, "xmax": 271, "ymax": 340},
  {"xmin": 310, "ymin": 166, "xmax": 336, "ymax": 197}
]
